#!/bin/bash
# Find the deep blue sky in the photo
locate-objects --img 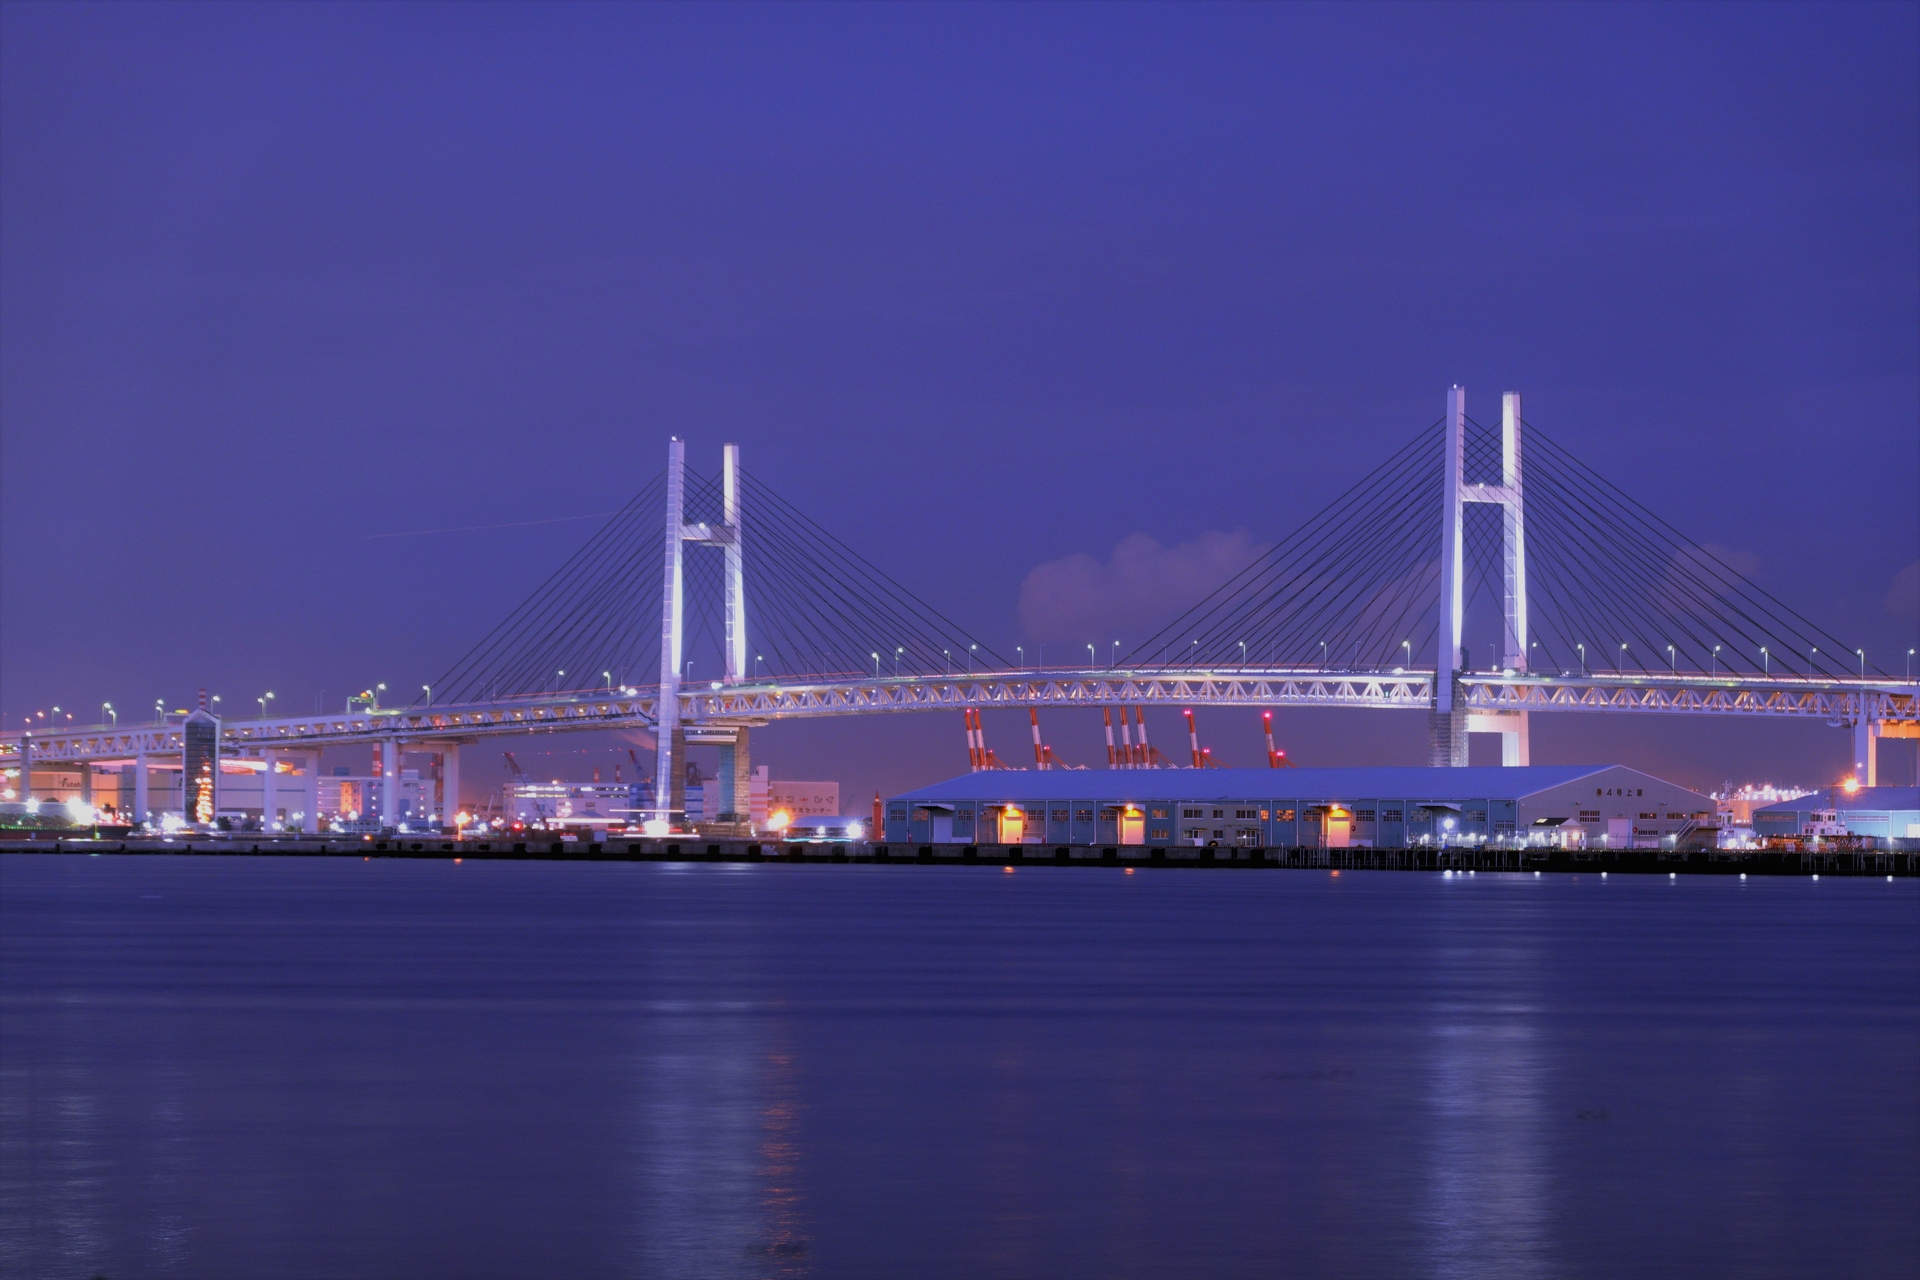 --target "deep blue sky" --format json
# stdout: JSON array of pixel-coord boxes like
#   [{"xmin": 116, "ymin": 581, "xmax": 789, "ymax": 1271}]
[{"xmin": 3, "ymin": 2, "xmax": 1916, "ymax": 803}]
